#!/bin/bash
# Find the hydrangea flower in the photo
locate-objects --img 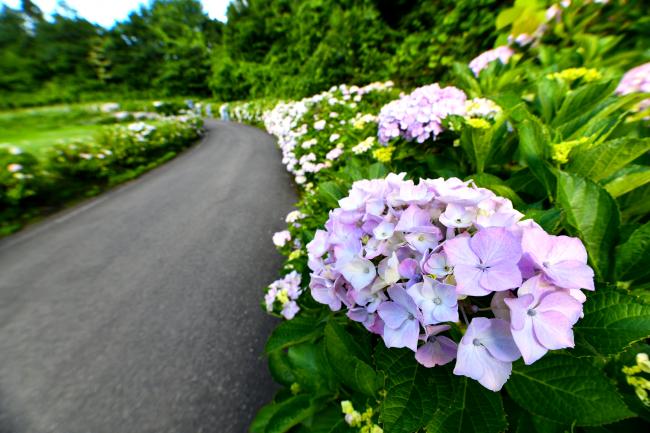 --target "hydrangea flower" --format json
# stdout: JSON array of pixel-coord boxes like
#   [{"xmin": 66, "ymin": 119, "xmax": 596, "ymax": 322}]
[
  {"xmin": 468, "ymin": 46, "xmax": 515, "ymax": 77},
  {"xmin": 616, "ymin": 62, "xmax": 650, "ymax": 112},
  {"xmin": 307, "ymin": 173, "xmax": 594, "ymax": 391},
  {"xmin": 273, "ymin": 230, "xmax": 291, "ymax": 247},
  {"xmin": 377, "ymin": 84, "xmax": 467, "ymax": 144},
  {"xmin": 265, "ymin": 271, "xmax": 303, "ymax": 319}
]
